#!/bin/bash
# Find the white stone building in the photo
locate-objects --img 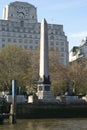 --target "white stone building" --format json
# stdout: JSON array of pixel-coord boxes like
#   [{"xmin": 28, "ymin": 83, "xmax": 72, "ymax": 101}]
[
  {"xmin": 0, "ymin": 1, "xmax": 69, "ymax": 65},
  {"xmin": 69, "ymin": 37, "xmax": 87, "ymax": 62}
]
